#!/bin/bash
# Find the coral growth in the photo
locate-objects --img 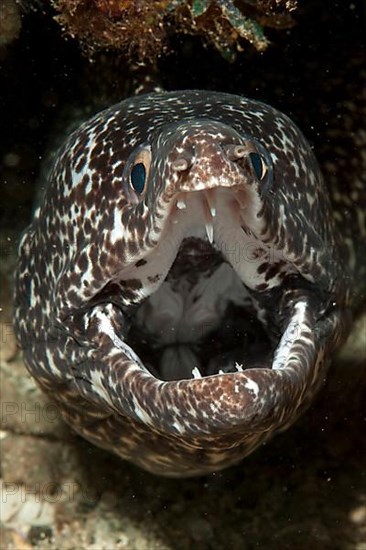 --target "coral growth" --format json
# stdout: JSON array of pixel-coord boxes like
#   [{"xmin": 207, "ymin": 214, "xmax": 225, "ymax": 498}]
[
  {"xmin": 51, "ymin": 0, "xmax": 297, "ymax": 61},
  {"xmin": 53, "ymin": 1, "xmax": 170, "ymax": 60}
]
